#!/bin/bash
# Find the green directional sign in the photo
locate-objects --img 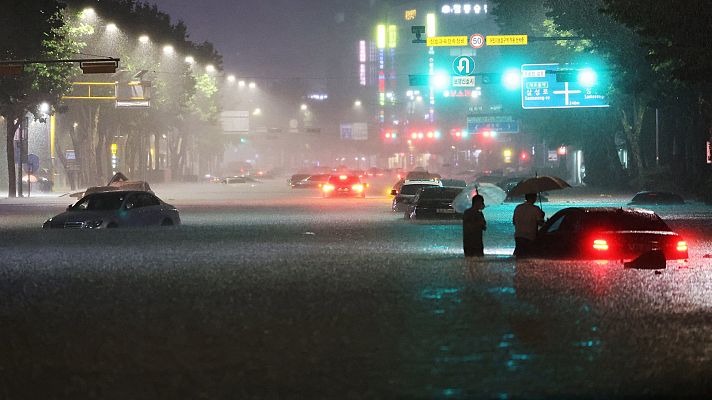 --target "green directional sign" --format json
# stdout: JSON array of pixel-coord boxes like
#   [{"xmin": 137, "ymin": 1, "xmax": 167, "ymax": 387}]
[{"xmin": 452, "ymin": 56, "xmax": 475, "ymax": 76}]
